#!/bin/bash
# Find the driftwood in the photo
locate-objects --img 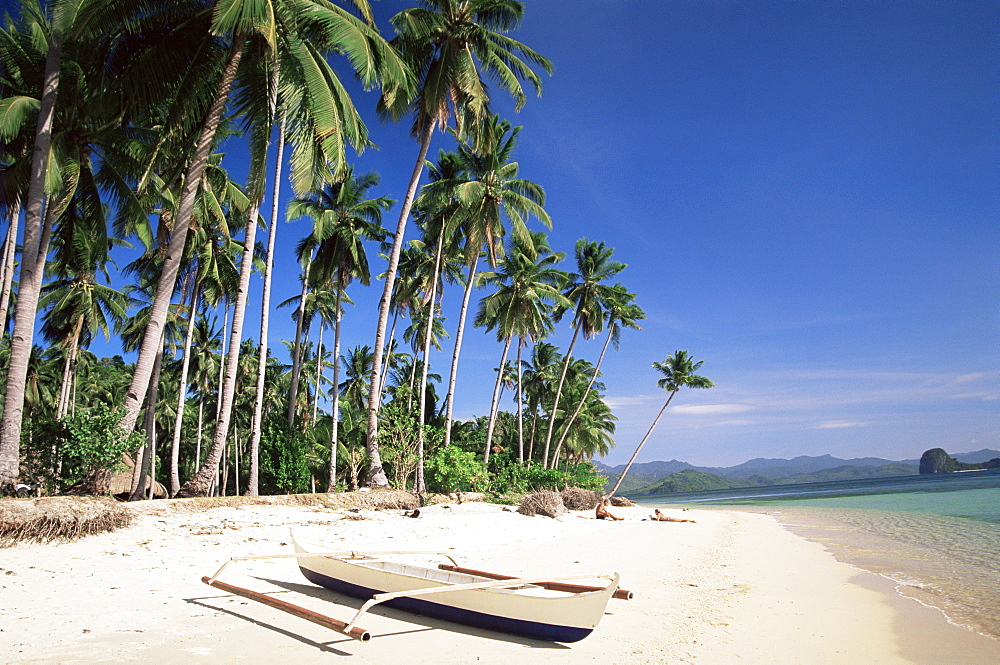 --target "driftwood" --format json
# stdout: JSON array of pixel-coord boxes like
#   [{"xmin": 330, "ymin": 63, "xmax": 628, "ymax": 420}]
[{"xmin": 517, "ymin": 491, "xmax": 566, "ymax": 518}]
